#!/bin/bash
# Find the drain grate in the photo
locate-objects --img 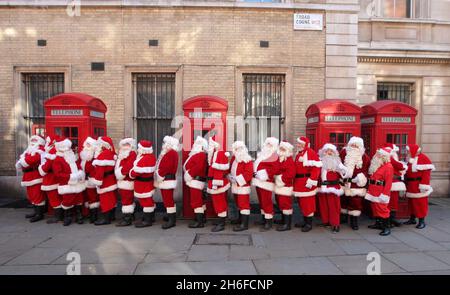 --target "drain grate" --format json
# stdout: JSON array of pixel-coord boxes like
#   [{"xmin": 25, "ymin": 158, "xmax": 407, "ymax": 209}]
[{"xmin": 194, "ymin": 233, "xmax": 252, "ymax": 246}]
